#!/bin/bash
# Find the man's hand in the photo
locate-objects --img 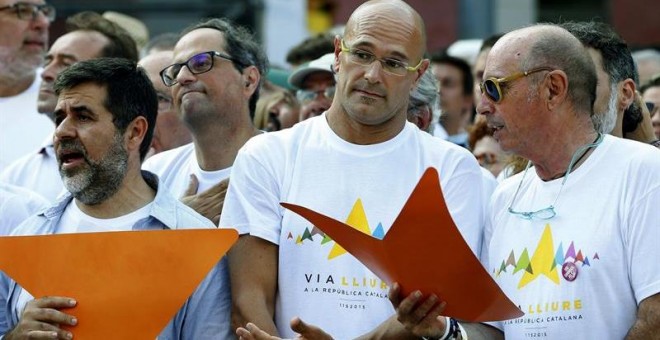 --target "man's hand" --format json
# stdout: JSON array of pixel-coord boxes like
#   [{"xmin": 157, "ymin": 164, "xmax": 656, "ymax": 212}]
[
  {"xmin": 388, "ymin": 282, "xmax": 448, "ymax": 339},
  {"xmin": 180, "ymin": 175, "xmax": 229, "ymax": 225},
  {"xmin": 236, "ymin": 318, "xmax": 334, "ymax": 340},
  {"xmin": 5, "ymin": 296, "xmax": 77, "ymax": 340}
]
